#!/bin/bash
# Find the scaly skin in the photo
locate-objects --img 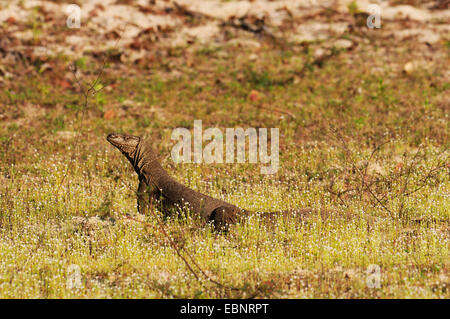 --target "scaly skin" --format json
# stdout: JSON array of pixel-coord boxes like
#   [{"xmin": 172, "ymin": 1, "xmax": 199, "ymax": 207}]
[{"xmin": 106, "ymin": 133, "xmax": 320, "ymax": 229}]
